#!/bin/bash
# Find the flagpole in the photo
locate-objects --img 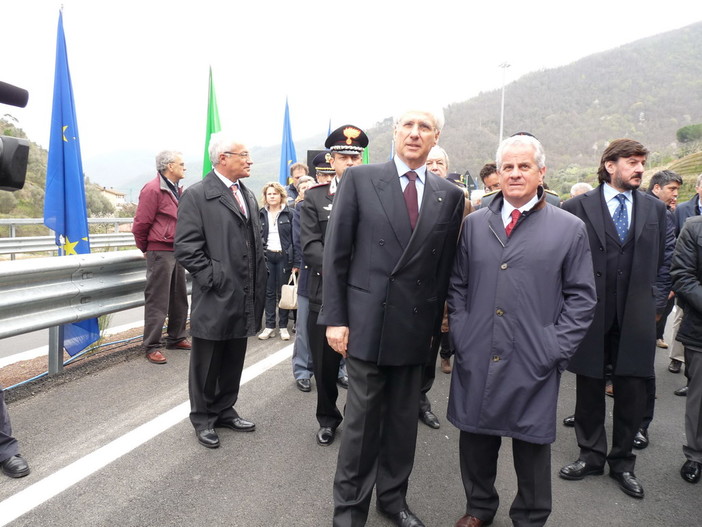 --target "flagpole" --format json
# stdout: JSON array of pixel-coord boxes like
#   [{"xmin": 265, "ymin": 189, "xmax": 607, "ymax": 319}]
[{"xmin": 43, "ymin": 9, "xmax": 100, "ymax": 361}]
